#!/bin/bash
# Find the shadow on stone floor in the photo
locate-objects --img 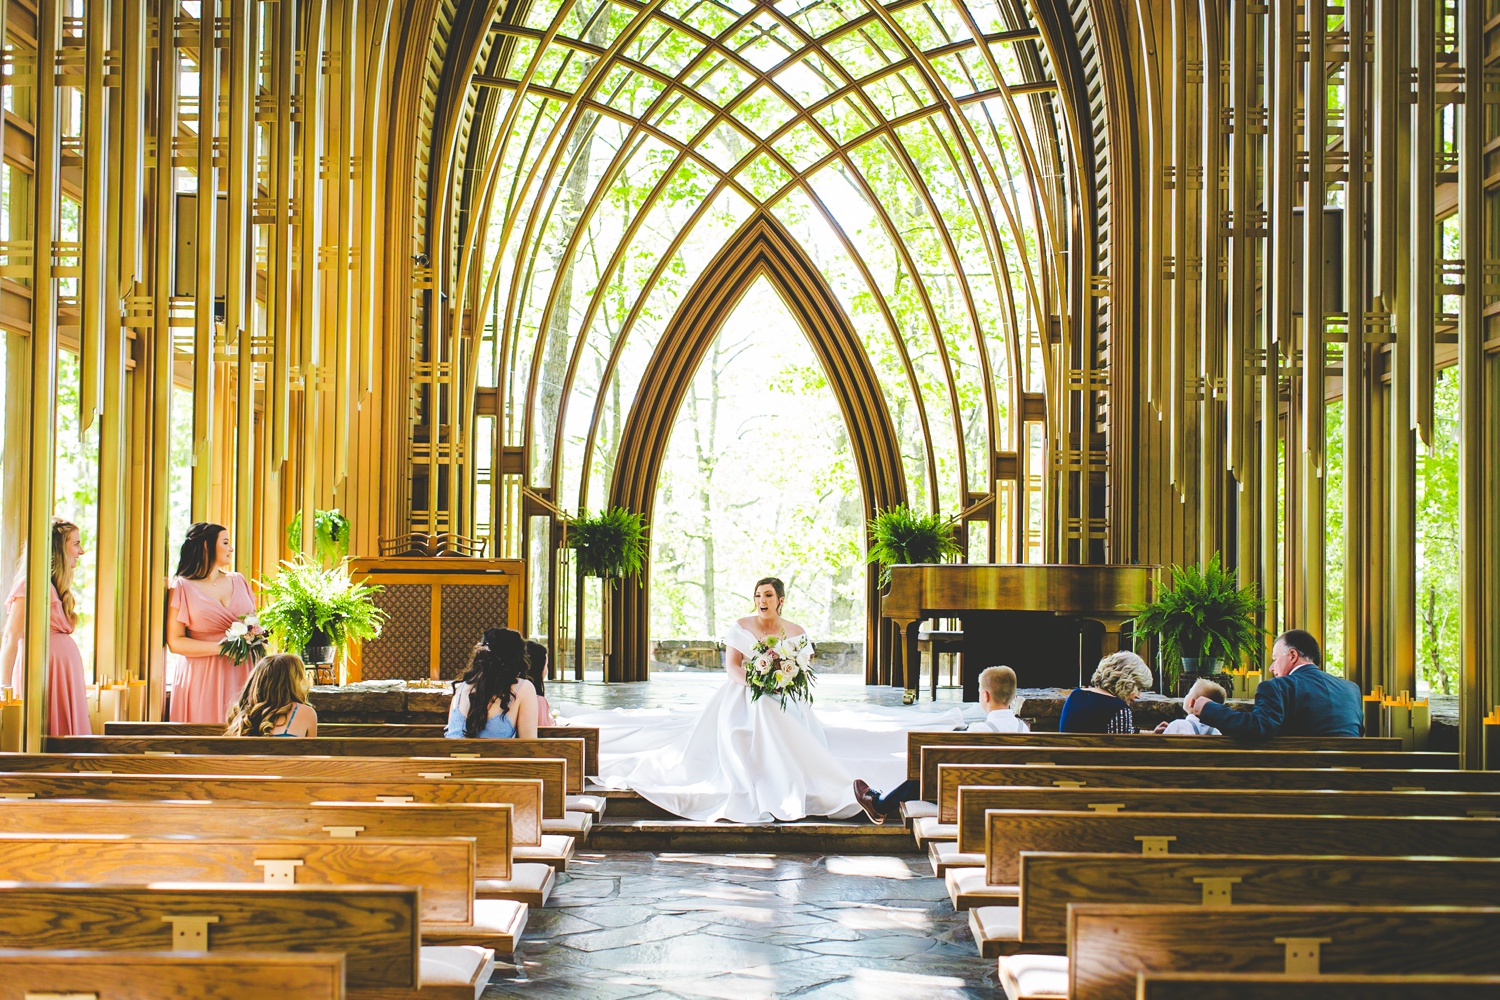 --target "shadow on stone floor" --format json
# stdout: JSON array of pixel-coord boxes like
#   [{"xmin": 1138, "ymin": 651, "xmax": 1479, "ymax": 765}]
[{"xmin": 480, "ymin": 851, "xmax": 998, "ymax": 1000}]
